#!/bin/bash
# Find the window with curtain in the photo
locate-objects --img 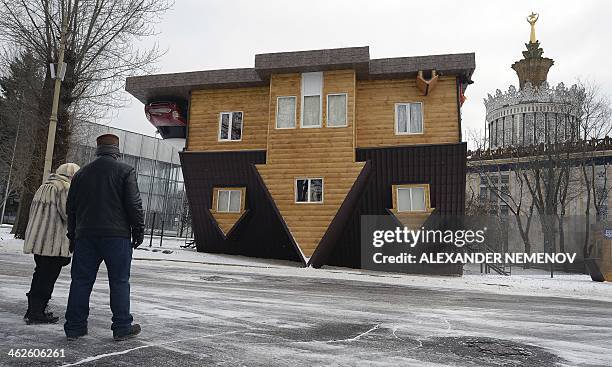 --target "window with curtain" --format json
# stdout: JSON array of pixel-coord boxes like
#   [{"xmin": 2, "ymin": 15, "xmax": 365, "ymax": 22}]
[
  {"xmin": 301, "ymin": 72, "xmax": 323, "ymax": 128},
  {"xmin": 276, "ymin": 96, "xmax": 296, "ymax": 128},
  {"xmin": 218, "ymin": 111, "xmax": 243, "ymax": 141},
  {"xmin": 303, "ymin": 96, "xmax": 320, "ymax": 127},
  {"xmin": 327, "ymin": 94, "xmax": 347, "ymax": 127},
  {"xmin": 395, "ymin": 103, "xmax": 423, "ymax": 134},
  {"xmin": 216, "ymin": 189, "xmax": 242, "ymax": 213}
]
